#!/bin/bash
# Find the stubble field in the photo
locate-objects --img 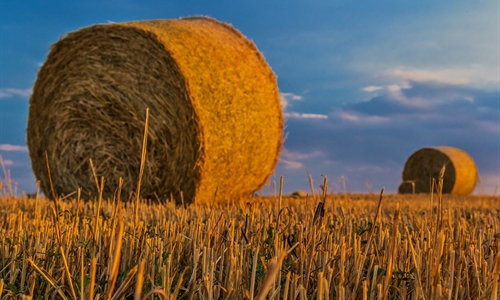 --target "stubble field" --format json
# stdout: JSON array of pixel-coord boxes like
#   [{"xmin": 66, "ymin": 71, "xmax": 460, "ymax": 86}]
[{"xmin": 0, "ymin": 185, "xmax": 499, "ymax": 299}]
